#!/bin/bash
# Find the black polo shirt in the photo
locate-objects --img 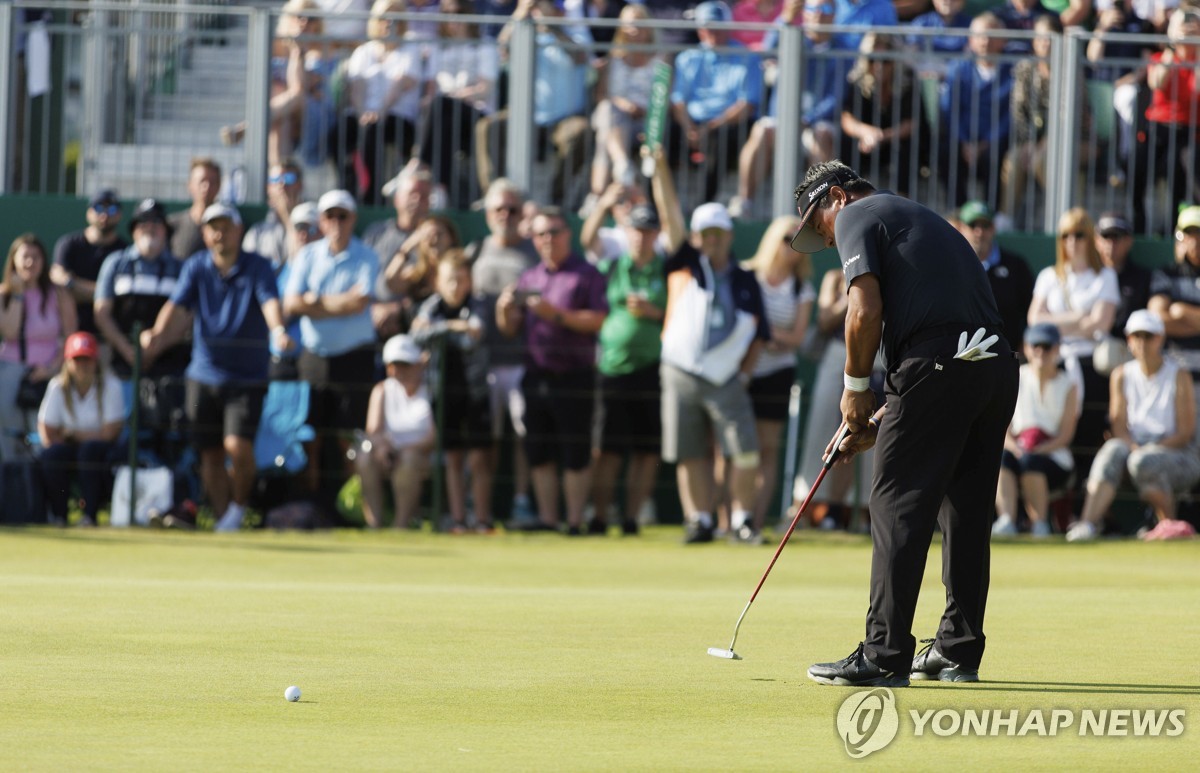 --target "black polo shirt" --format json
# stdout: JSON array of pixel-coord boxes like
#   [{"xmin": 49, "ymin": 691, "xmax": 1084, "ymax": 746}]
[
  {"xmin": 1112, "ymin": 260, "xmax": 1153, "ymax": 338},
  {"xmin": 986, "ymin": 248, "xmax": 1034, "ymax": 352},
  {"xmin": 835, "ymin": 193, "xmax": 1003, "ymax": 365},
  {"xmin": 1150, "ymin": 259, "xmax": 1200, "ymax": 374}
]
